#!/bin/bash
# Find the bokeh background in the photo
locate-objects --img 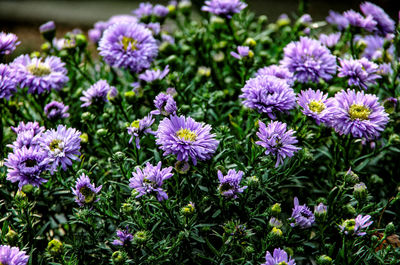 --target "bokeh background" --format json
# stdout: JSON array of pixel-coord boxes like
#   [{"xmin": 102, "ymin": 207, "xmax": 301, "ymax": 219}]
[{"xmin": 1, "ymin": 0, "xmax": 399, "ymax": 56}]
